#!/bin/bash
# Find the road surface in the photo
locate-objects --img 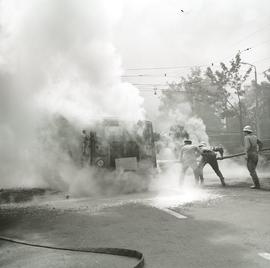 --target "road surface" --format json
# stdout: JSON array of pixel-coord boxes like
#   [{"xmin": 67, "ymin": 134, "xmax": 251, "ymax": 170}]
[{"xmin": 0, "ymin": 178, "xmax": 270, "ymax": 267}]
